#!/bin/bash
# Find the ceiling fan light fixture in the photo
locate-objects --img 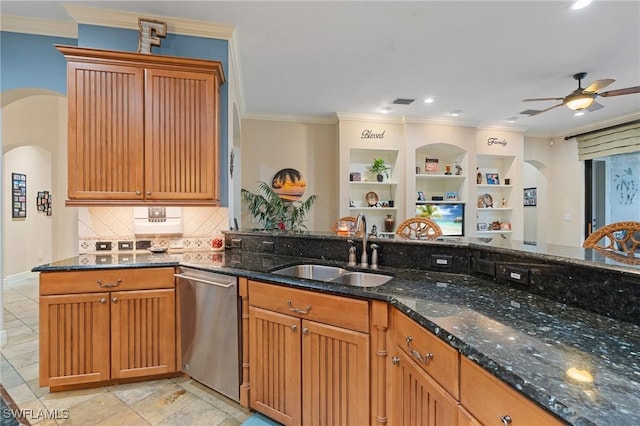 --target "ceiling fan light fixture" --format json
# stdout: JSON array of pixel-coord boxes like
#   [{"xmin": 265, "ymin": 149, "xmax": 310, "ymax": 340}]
[{"xmin": 565, "ymin": 94, "xmax": 595, "ymax": 111}]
